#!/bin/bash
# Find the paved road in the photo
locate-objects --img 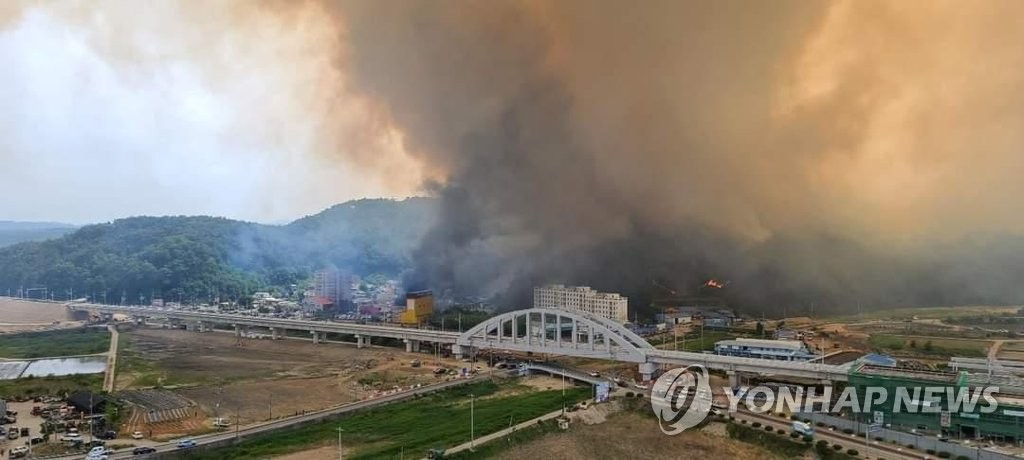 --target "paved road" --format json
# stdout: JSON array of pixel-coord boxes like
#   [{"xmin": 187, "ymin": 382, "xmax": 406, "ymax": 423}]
[{"xmin": 103, "ymin": 325, "xmax": 119, "ymax": 392}]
